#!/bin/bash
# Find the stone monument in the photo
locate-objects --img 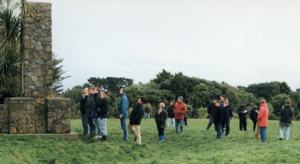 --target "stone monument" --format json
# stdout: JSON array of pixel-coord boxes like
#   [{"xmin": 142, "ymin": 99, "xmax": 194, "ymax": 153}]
[{"xmin": 0, "ymin": 2, "xmax": 73, "ymax": 136}]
